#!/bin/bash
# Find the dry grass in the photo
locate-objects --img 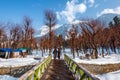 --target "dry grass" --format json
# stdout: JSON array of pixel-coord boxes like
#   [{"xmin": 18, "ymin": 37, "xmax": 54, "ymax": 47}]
[{"xmin": 78, "ymin": 63, "xmax": 120, "ymax": 75}]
